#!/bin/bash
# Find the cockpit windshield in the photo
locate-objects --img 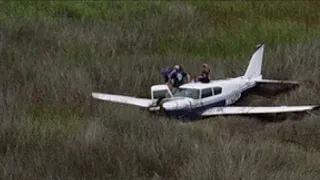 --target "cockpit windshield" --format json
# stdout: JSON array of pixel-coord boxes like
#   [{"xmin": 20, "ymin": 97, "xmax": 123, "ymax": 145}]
[{"xmin": 173, "ymin": 88, "xmax": 200, "ymax": 99}]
